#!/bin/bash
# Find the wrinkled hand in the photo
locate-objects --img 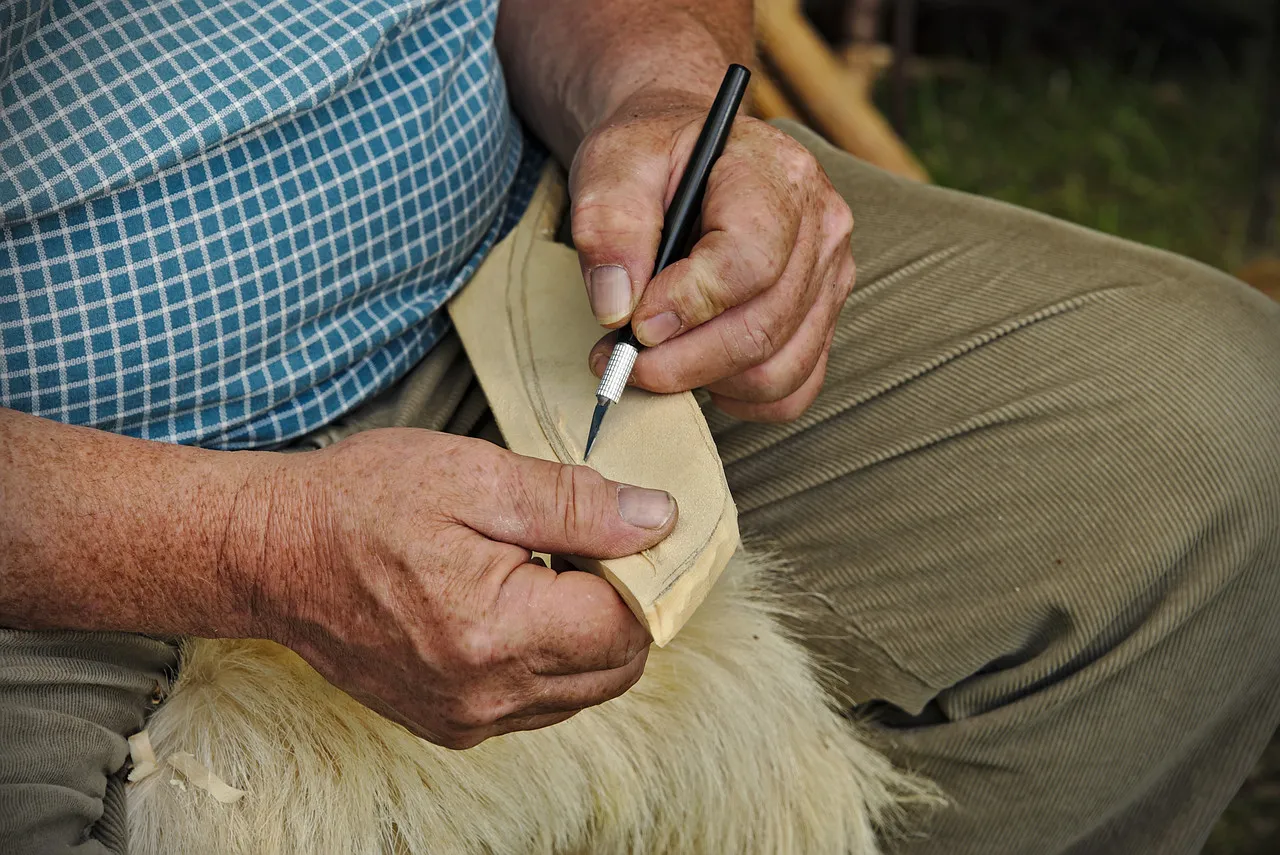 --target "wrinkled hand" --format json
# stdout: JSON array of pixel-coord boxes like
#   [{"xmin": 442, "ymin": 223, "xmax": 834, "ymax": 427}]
[
  {"xmin": 572, "ymin": 90, "xmax": 855, "ymax": 422},
  {"xmin": 256, "ymin": 429, "xmax": 677, "ymax": 749}
]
